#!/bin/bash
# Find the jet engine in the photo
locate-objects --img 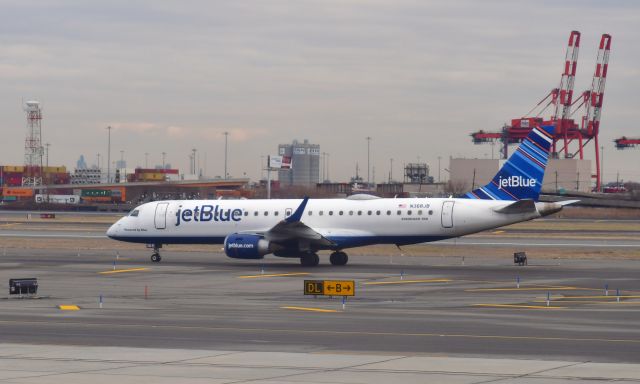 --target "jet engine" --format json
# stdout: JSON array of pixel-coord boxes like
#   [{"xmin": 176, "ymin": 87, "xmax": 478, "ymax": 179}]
[{"xmin": 224, "ymin": 234, "xmax": 271, "ymax": 259}]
